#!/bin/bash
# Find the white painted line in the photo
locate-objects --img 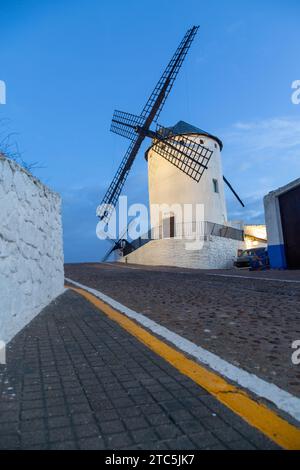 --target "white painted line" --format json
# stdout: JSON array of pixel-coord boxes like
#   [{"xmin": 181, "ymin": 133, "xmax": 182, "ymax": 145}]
[
  {"xmin": 207, "ymin": 273, "xmax": 300, "ymax": 283},
  {"xmin": 66, "ymin": 277, "xmax": 300, "ymax": 423}
]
